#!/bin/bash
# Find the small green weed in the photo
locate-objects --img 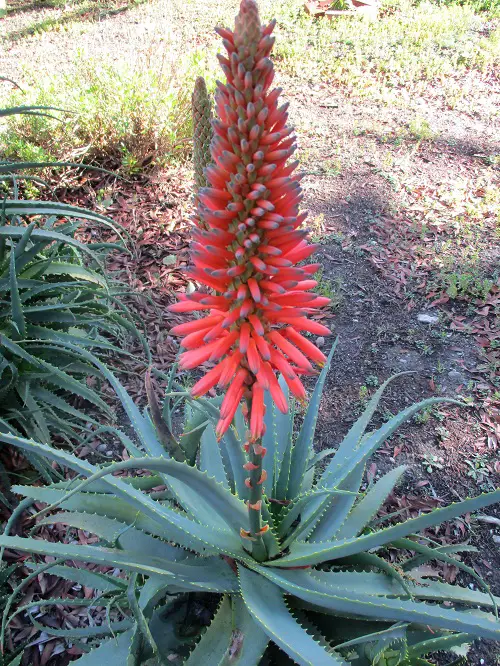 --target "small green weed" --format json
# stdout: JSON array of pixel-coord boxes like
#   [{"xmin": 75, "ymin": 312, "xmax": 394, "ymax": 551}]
[
  {"xmin": 314, "ymin": 269, "xmax": 344, "ymax": 309},
  {"xmin": 407, "ymin": 117, "xmax": 435, "ymax": 141},
  {"xmin": 421, "ymin": 452, "xmax": 445, "ymax": 473}
]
